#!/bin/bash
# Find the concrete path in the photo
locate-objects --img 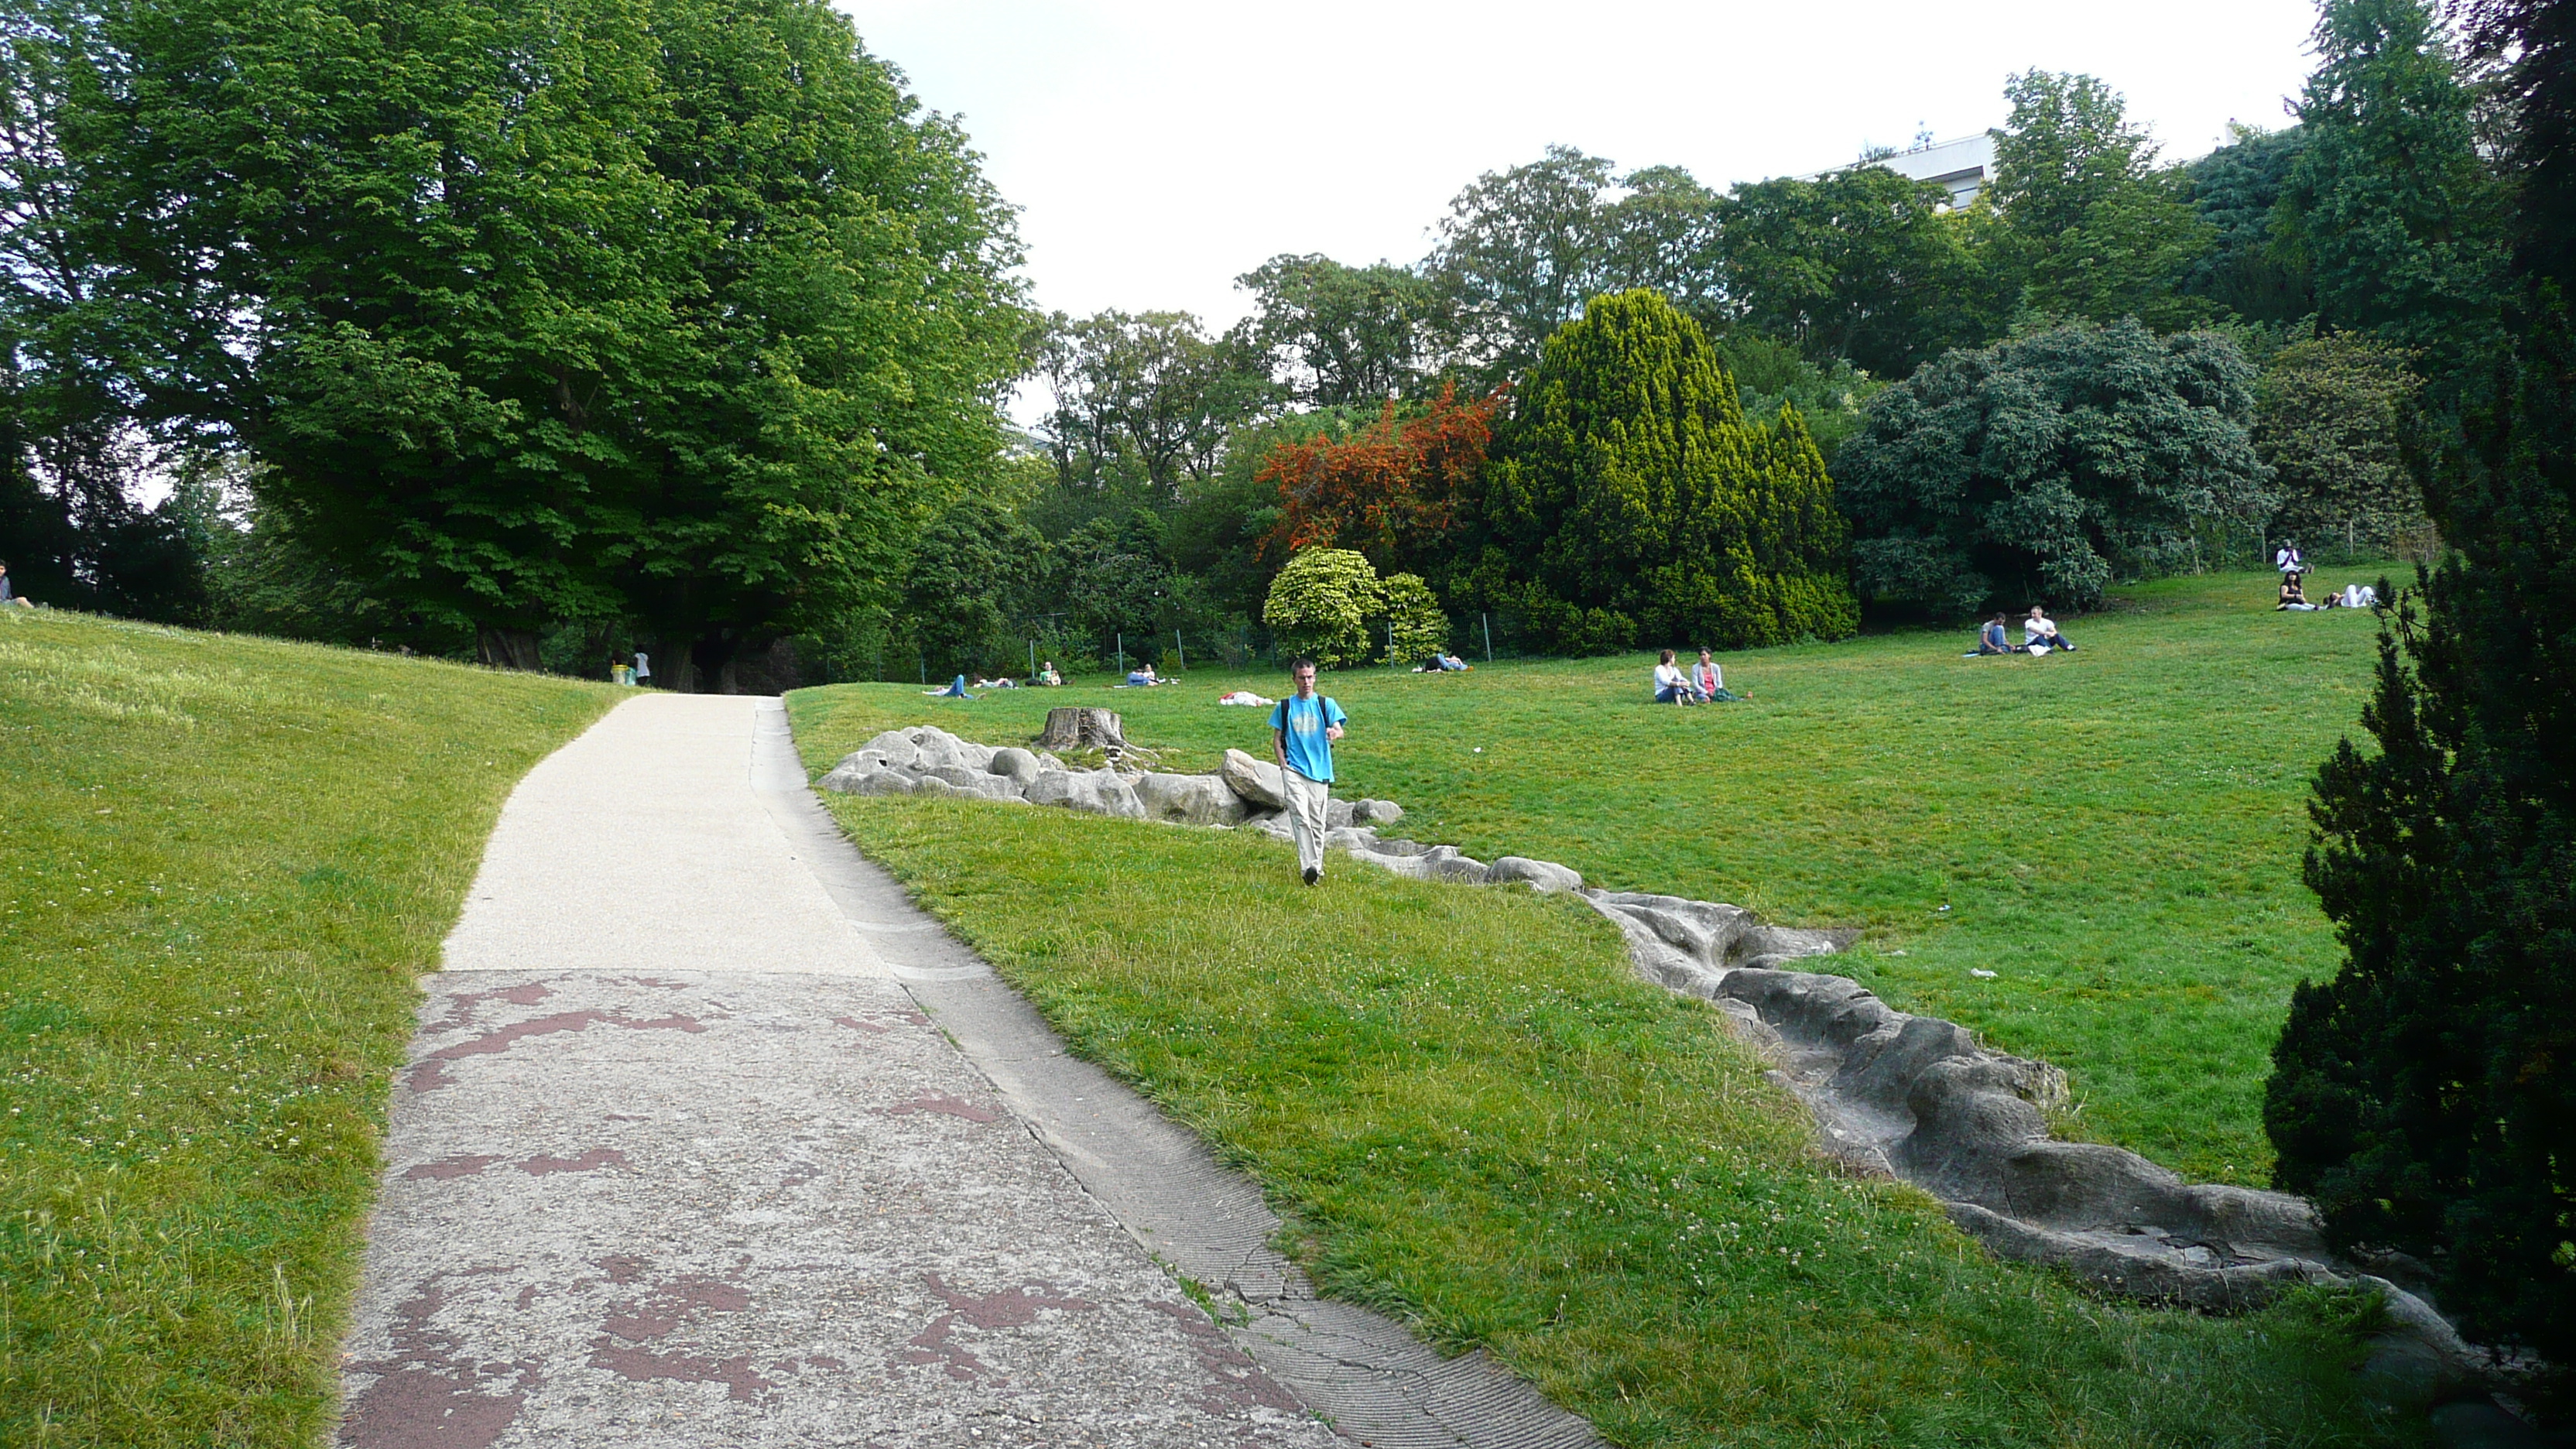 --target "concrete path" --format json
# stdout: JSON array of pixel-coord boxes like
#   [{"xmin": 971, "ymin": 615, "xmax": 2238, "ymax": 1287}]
[{"xmin": 339, "ymin": 694, "xmax": 1596, "ymax": 1449}]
